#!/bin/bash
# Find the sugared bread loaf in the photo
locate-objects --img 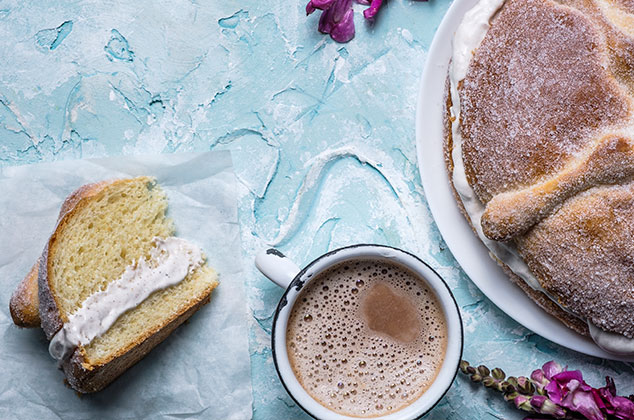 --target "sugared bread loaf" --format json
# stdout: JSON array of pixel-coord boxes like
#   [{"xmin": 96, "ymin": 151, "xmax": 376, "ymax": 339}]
[
  {"xmin": 446, "ymin": 0, "xmax": 634, "ymax": 353},
  {"xmin": 10, "ymin": 177, "xmax": 218, "ymax": 392}
]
